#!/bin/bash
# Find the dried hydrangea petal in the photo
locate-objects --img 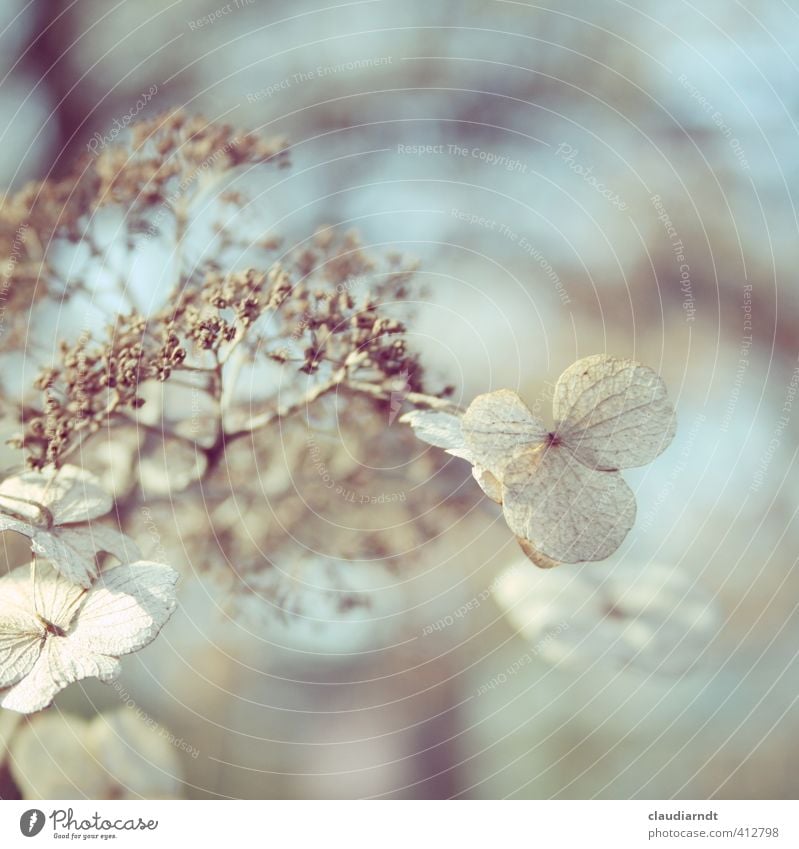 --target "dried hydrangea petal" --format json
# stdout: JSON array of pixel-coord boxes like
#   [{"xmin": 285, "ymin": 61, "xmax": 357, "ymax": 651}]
[
  {"xmin": 0, "ymin": 561, "xmax": 178, "ymax": 714},
  {"xmin": 515, "ymin": 536, "xmax": 559, "ymax": 569},
  {"xmin": 502, "ymin": 444, "xmax": 636, "ymax": 563},
  {"xmin": 31, "ymin": 562, "xmax": 87, "ymax": 631},
  {"xmin": 60, "ymin": 524, "xmax": 141, "ymax": 566},
  {"xmin": 0, "ymin": 618, "xmax": 43, "ymax": 689},
  {"xmin": 27, "ymin": 524, "xmax": 139, "ymax": 589},
  {"xmin": 553, "ymin": 355, "xmax": 676, "ymax": 471},
  {"xmin": 462, "ymin": 389, "xmax": 547, "ymax": 478},
  {"xmin": 0, "ymin": 644, "xmax": 63, "ymax": 714},
  {"xmin": 472, "ymin": 466, "xmax": 502, "ymax": 503},
  {"xmin": 24, "ymin": 530, "xmax": 100, "ymax": 588},
  {"xmin": 399, "ymin": 409, "xmax": 472, "ymax": 460},
  {"xmin": 68, "ymin": 562, "xmax": 179, "ymax": 656},
  {"xmin": 0, "ymin": 465, "xmax": 112, "ymax": 525},
  {"xmin": 0, "ymin": 470, "xmax": 139, "ymax": 588},
  {"xmin": 0, "ymin": 638, "xmax": 120, "ymax": 714}
]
